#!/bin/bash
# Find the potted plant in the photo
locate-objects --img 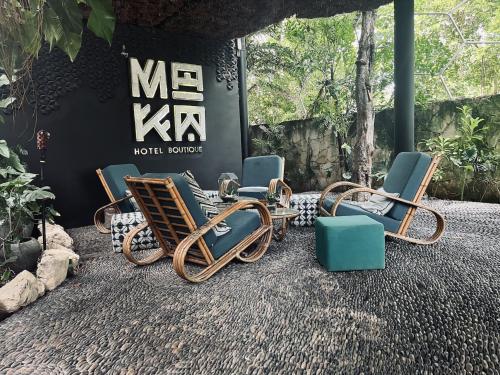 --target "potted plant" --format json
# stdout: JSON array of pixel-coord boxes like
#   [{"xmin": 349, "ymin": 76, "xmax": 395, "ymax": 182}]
[
  {"xmin": 265, "ymin": 191, "xmax": 280, "ymax": 213},
  {"xmin": 0, "ymin": 139, "xmax": 58, "ymax": 276}
]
